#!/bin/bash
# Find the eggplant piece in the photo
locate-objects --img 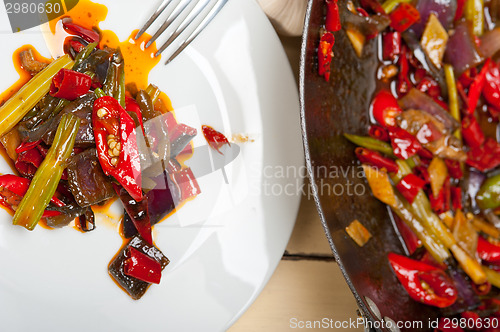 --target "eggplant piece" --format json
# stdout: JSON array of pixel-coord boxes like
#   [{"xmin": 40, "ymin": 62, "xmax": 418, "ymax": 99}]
[
  {"xmin": 45, "ymin": 204, "xmax": 85, "ymax": 228},
  {"xmin": 108, "ymin": 235, "xmax": 169, "ymax": 300},
  {"xmin": 41, "ymin": 93, "xmax": 96, "ymax": 147},
  {"xmin": 122, "ymin": 170, "xmax": 180, "ymax": 239},
  {"xmin": 66, "ymin": 148, "xmax": 115, "ymax": 207},
  {"xmin": 73, "ymin": 48, "xmax": 111, "ymax": 85}
]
